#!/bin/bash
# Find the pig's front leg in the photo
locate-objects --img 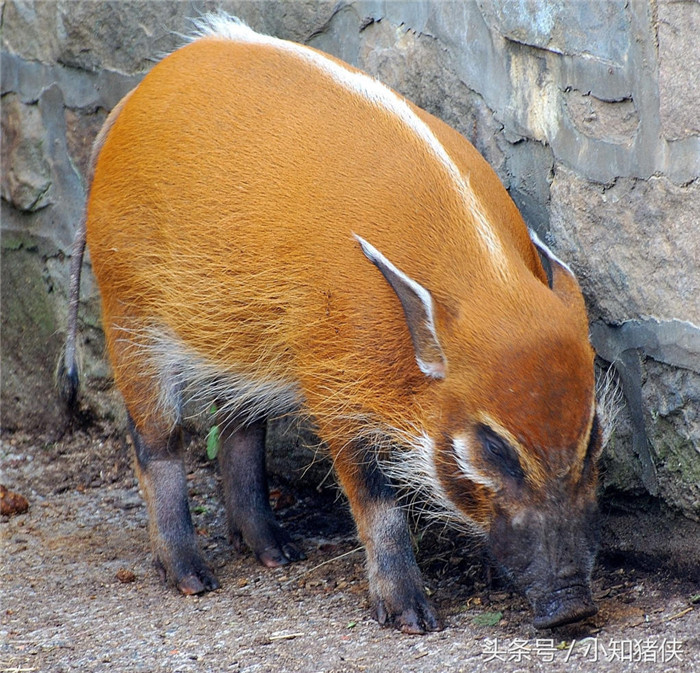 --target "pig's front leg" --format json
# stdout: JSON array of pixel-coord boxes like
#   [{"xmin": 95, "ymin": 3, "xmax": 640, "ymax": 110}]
[{"xmin": 335, "ymin": 445, "xmax": 441, "ymax": 634}]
